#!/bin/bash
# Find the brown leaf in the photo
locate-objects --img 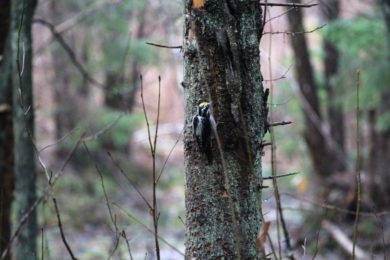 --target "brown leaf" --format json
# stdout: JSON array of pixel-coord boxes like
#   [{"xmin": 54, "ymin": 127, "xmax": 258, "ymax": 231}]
[{"xmin": 256, "ymin": 221, "xmax": 271, "ymax": 254}]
